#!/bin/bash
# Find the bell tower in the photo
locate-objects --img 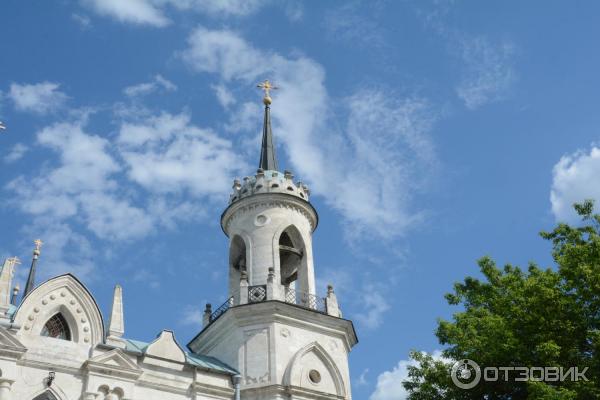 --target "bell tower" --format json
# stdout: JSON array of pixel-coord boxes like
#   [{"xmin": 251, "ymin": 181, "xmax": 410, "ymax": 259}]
[{"xmin": 188, "ymin": 81, "xmax": 357, "ymax": 400}]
